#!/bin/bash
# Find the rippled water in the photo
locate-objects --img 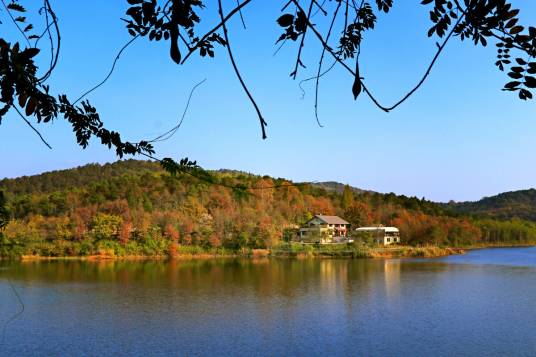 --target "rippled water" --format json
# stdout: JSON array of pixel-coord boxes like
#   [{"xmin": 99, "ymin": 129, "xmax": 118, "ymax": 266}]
[{"xmin": 0, "ymin": 248, "xmax": 535, "ymax": 356}]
